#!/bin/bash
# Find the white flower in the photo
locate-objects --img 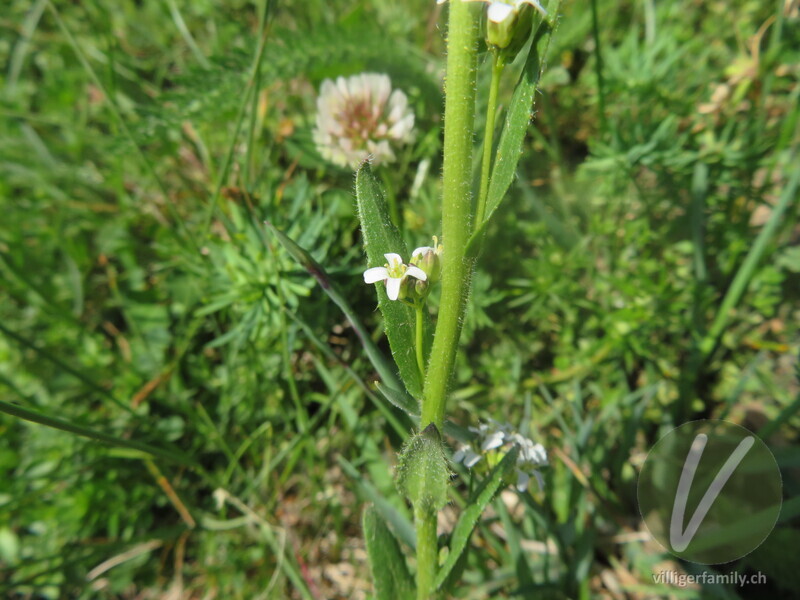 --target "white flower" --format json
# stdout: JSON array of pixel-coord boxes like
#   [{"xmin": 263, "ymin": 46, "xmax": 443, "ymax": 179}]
[
  {"xmin": 511, "ymin": 433, "xmax": 547, "ymax": 492},
  {"xmin": 313, "ymin": 73, "xmax": 415, "ymax": 169},
  {"xmin": 453, "ymin": 444, "xmax": 482, "ymax": 468},
  {"xmin": 470, "ymin": 419, "xmax": 512, "ymax": 451},
  {"xmin": 457, "ymin": 420, "xmax": 547, "ymax": 493},
  {"xmin": 436, "ymin": 0, "xmax": 547, "ymax": 21},
  {"xmin": 363, "ymin": 253, "xmax": 427, "ymax": 301}
]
